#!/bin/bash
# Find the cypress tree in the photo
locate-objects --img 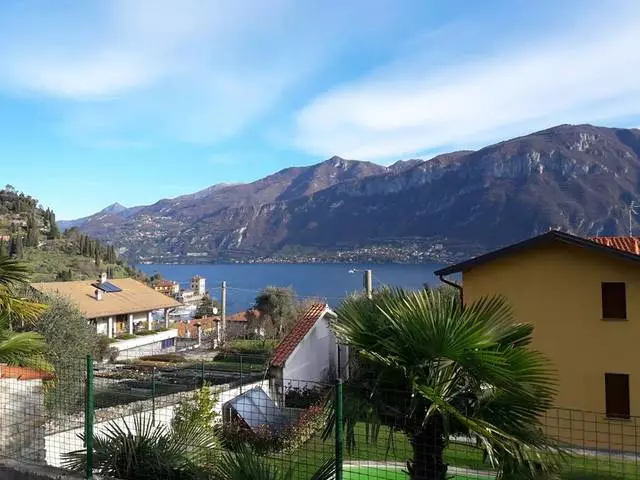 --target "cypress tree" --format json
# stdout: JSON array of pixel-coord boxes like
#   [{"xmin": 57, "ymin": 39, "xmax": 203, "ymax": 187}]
[
  {"xmin": 14, "ymin": 235, "xmax": 23, "ymax": 258},
  {"xmin": 48, "ymin": 210, "xmax": 59, "ymax": 239},
  {"xmin": 26, "ymin": 214, "xmax": 38, "ymax": 247}
]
